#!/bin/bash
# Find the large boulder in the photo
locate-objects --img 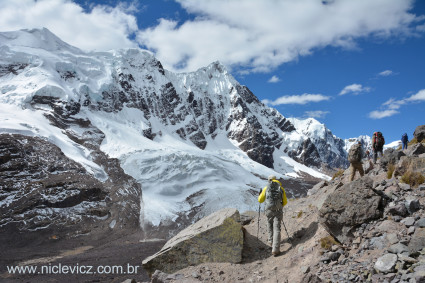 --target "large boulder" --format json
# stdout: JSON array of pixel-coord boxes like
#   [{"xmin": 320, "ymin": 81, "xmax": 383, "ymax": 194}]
[
  {"xmin": 319, "ymin": 177, "xmax": 385, "ymax": 245},
  {"xmin": 413, "ymin": 125, "xmax": 425, "ymax": 142},
  {"xmin": 380, "ymin": 148, "xmax": 405, "ymax": 169},
  {"xmin": 408, "ymin": 228, "xmax": 425, "ymax": 255},
  {"xmin": 408, "ymin": 143, "xmax": 425, "ymax": 156},
  {"xmin": 393, "ymin": 155, "xmax": 425, "ymax": 178},
  {"xmin": 142, "ymin": 208, "xmax": 243, "ymax": 275}
]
